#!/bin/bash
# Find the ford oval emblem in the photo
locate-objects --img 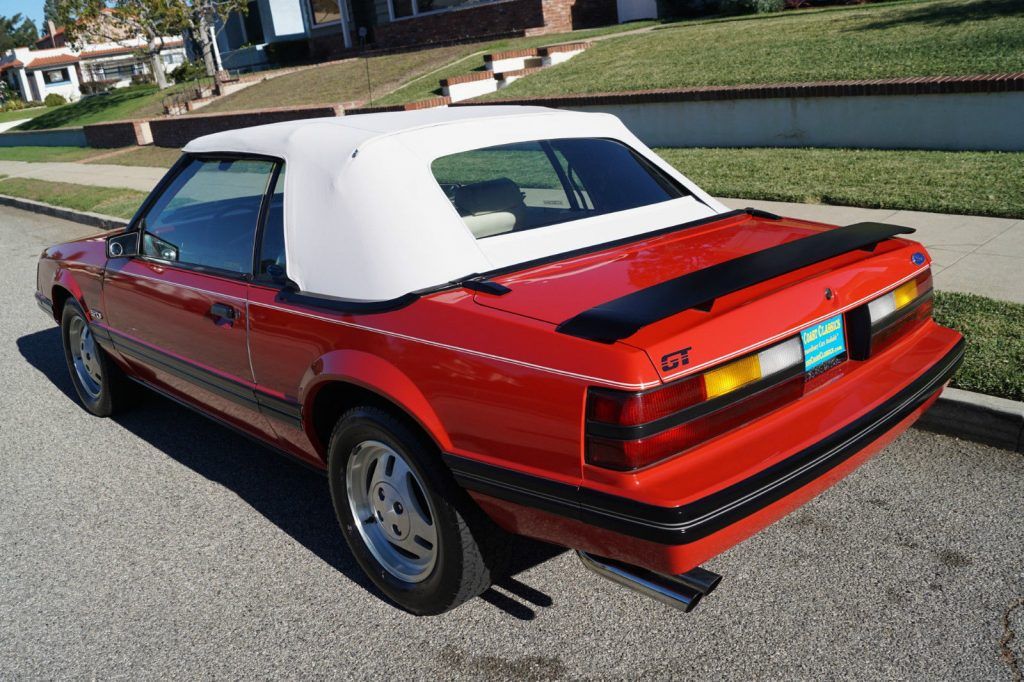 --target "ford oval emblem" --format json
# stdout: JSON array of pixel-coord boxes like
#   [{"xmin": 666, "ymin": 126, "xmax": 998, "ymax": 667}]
[{"xmin": 911, "ymin": 252, "xmax": 926, "ymax": 266}]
